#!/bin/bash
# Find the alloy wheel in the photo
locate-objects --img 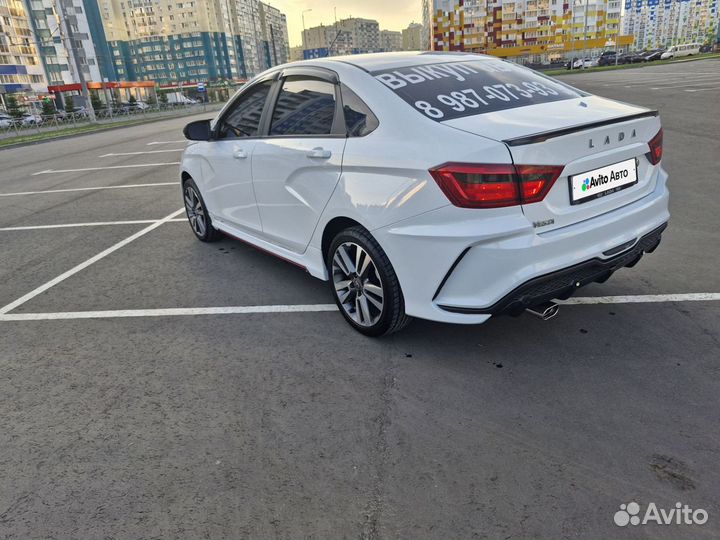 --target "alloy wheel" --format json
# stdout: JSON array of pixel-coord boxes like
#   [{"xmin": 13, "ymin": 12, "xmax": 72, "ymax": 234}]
[
  {"xmin": 331, "ymin": 242, "xmax": 384, "ymax": 327},
  {"xmin": 184, "ymin": 184, "xmax": 207, "ymax": 237}
]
